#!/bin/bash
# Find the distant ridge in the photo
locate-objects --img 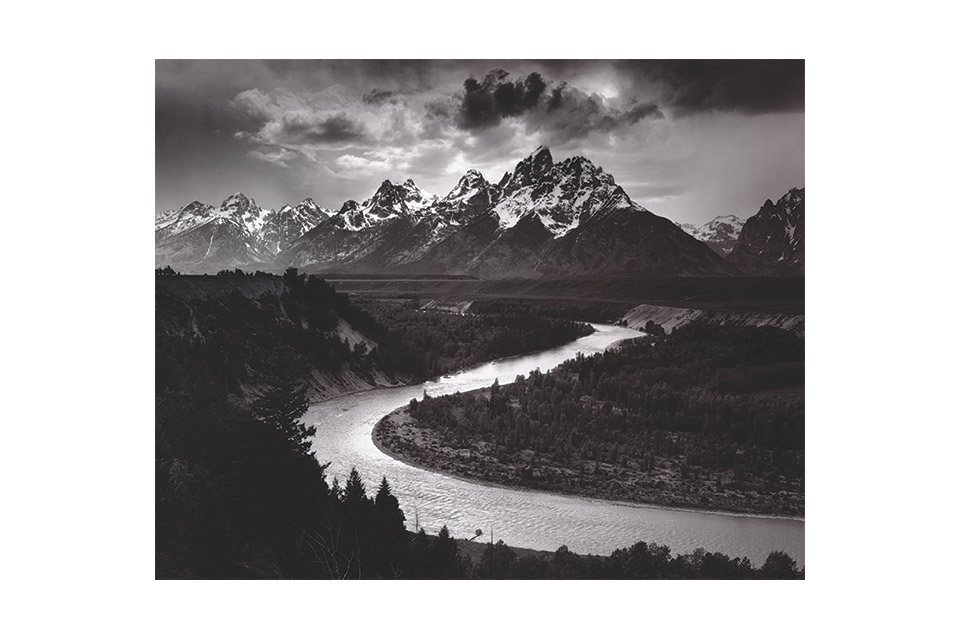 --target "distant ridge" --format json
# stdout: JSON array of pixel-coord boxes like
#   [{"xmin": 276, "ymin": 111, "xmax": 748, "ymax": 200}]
[
  {"xmin": 677, "ymin": 215, "xmax": 745, "ymax": 255},
  {"xmin": 157, "ymin": 147, "xmax": 738, "ymax": 277}
]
